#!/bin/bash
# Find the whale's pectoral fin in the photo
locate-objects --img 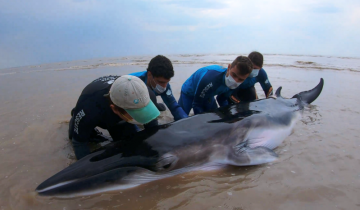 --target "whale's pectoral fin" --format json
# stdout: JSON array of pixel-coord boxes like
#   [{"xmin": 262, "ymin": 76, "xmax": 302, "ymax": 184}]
[{"xmin": 230, "ymin": 146, "xmax": 278, "ymax": 166}]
